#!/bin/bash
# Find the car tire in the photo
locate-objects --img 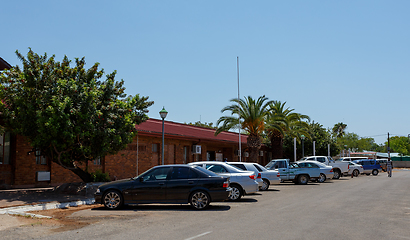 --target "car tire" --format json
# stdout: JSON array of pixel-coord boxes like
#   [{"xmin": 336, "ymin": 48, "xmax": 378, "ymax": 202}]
[
  {"xmin": 353, "ymin": 169, "xmax": 359, "ymax": 177},
  {"xmin": 228, "ymin": 184, "xmax": 243, "ymax": 201},
  {"xmin": 372, "ymin": 169, "xmax": 379, "ymax": 176},
  {"xmin": 318, "ymin": 173, "xmax": 326, "ymax": 183},
  {"xmin": 260, "ymin": 179, "xmax": 270, "ymax": 191},
  {"xmin": 297, "ymin": 175, "xmax": 309, "ymax": 185},
  {"xmin": 103, "ymin": 190, "xmax": 123, "ymax": 210},
  {"xmin": 189, "ymin": 190, "xmax": 210, "ymax": 210},
  {"xmin": 333, "ymin": 170, "xmax": 341, "ymax": 179}
]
